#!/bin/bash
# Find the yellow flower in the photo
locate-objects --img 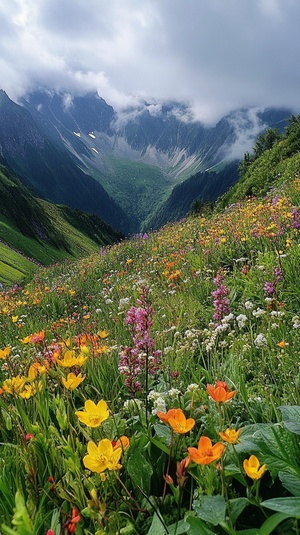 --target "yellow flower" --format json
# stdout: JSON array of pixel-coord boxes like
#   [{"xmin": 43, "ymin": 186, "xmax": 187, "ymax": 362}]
[
  {"xmin": 56, "ymin": 350, "xmax": 88, "ymax": 367},
  {"xmin": 62, "ymin": 372, "xmax": 85, "ymax": 390},
  {"xmin": 99, "ymin": 330, "xmax": 109, "ymax": 339},
  {"xmin": 243, "ymin": 455, "xmax": 266, "ymax": 480},
  {"xmin": 219, "ymin": 428, "xmax": 241, "ymax": 444},
  {"xmin": 12, "ymin": 316, "xmax": 18, "ymax": 323},
  {"xmin": 2, "ymin": 375, "xmax": 27, "ymax": 395},
  {"xmin": 0, "ymin": 346, "xmax": 10, "ymax": 360},
  {"xmin": 75, "ymin": 399, "xmax": 109, "ymax": 427},
  {"xmin": 83, "ymin": 439, "xmax": 122, "ymax": 473},
  {"xmin": 19, "ymin": 384, "xmax": 37, "ymax": 399}
]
